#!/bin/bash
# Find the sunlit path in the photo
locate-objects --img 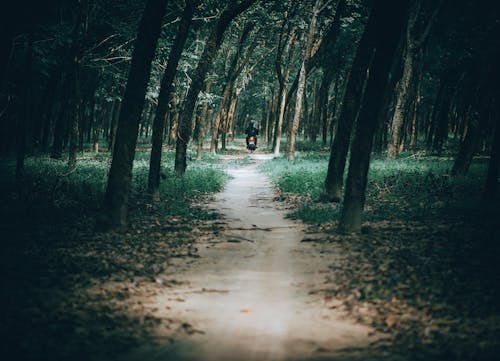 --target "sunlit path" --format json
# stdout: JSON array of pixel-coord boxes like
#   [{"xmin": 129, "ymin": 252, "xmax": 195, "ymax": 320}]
[{"xmin": 124, "ymin": 153, "xmax": 377, "ymax": 361}]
